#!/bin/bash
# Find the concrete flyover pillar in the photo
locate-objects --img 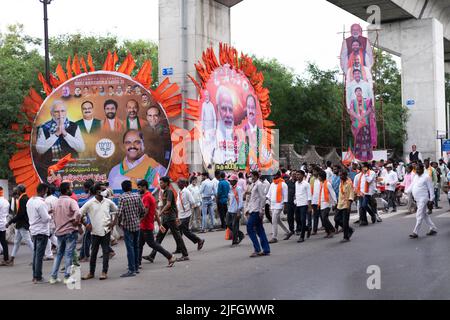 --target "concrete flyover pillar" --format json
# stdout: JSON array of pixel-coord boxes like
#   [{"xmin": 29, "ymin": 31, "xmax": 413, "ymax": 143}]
[
  {"xmin": 370, "ymin": 18, "xmax": 446, "ymax": 161},
  {"xmin": 159, "ymin": 0, "xmax": 233, "ymax": 171}
]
